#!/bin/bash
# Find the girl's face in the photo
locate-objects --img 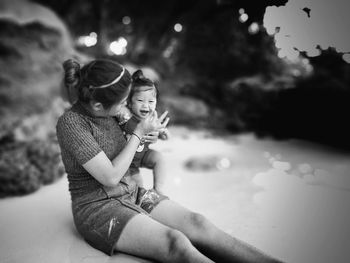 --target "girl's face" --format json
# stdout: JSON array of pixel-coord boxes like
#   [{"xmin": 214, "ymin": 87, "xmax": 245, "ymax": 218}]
[{"xmin": 130, "ymin": 87, "xmax": 157, "ymax": 119}]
